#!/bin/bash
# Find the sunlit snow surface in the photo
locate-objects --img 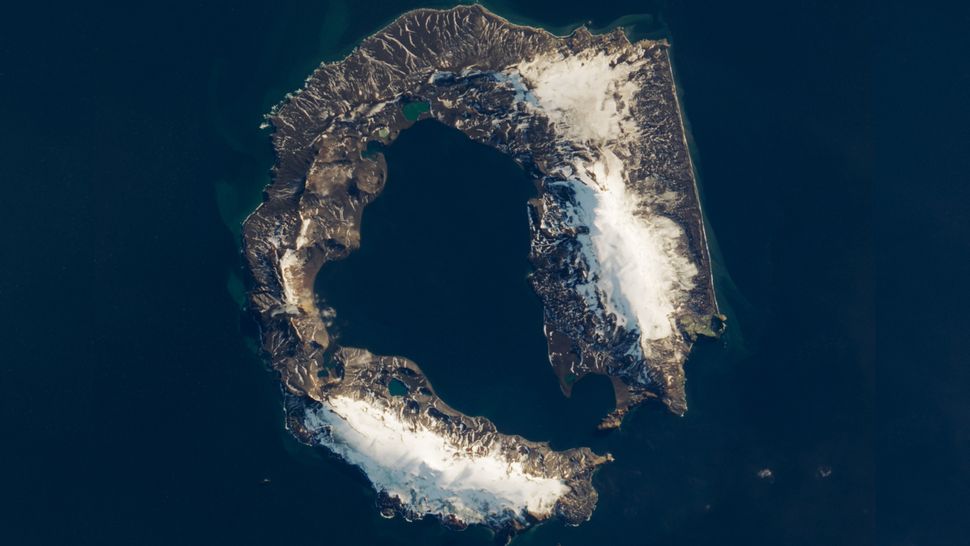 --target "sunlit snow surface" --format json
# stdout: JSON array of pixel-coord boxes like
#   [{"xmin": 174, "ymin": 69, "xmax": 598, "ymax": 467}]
[
  {"xmin": 515, "ymin": 50, "xmax": 698, "ymax": 352},
  {"xmin": 516, "ymin": 50, "xmax": 641, "ymax": 144},
  {"xmin": 278, "ymin": 249, "xmax": 304, "ymax": 310},
  {"xmin": 304, "ymin": 396, "xmax": 569, "ymax": 525}
]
